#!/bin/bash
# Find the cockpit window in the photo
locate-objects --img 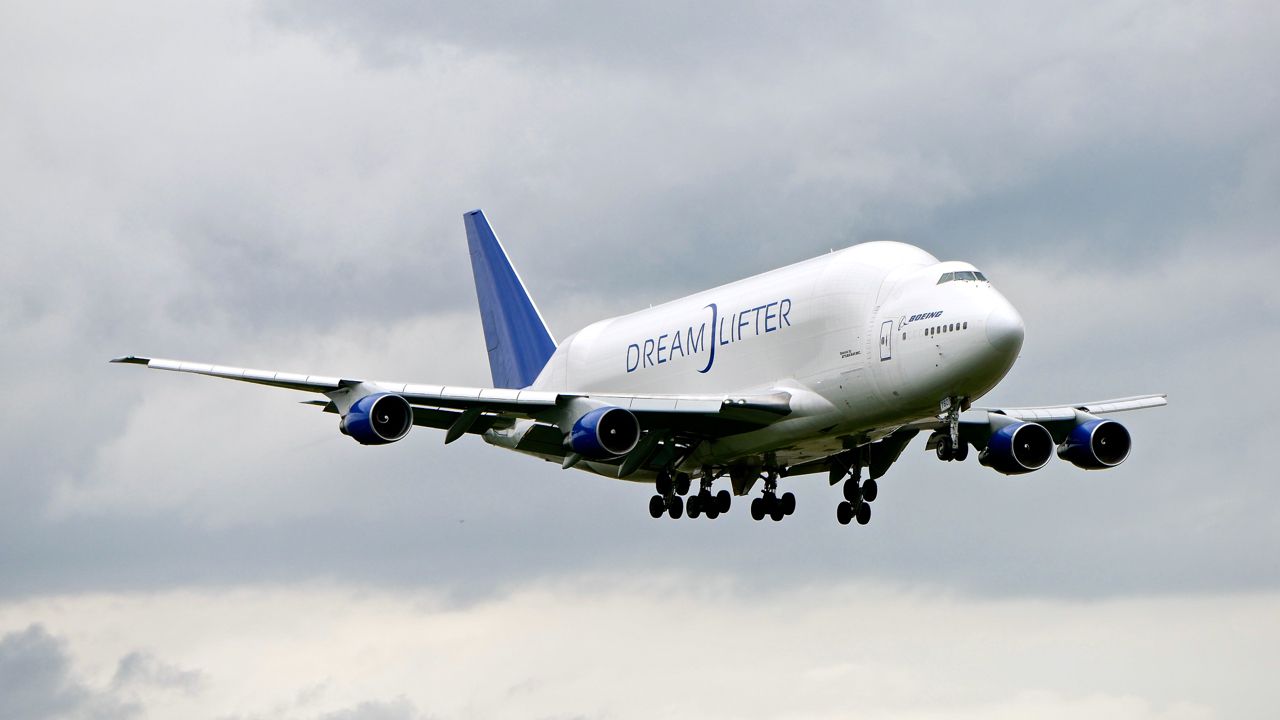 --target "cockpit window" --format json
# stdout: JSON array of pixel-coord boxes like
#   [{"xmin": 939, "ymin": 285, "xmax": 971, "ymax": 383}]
[{"xmin": 940, "ymin": 270, "xmax": 988, "ymax": 283}]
